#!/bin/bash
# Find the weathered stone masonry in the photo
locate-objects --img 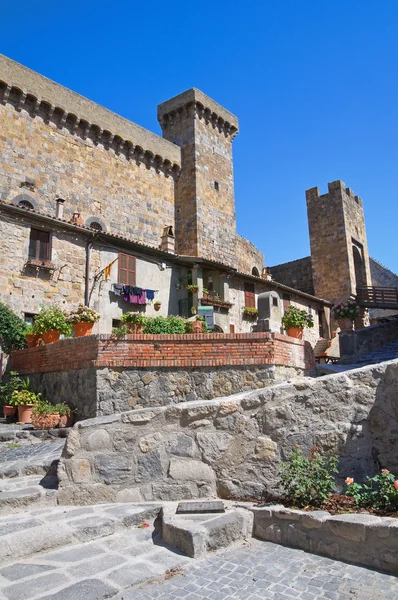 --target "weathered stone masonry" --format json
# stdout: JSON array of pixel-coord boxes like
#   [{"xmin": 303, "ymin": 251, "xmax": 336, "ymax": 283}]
[{"xmin": 10, "ymin": 333, "xmax": 315, "ymax": 418}]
